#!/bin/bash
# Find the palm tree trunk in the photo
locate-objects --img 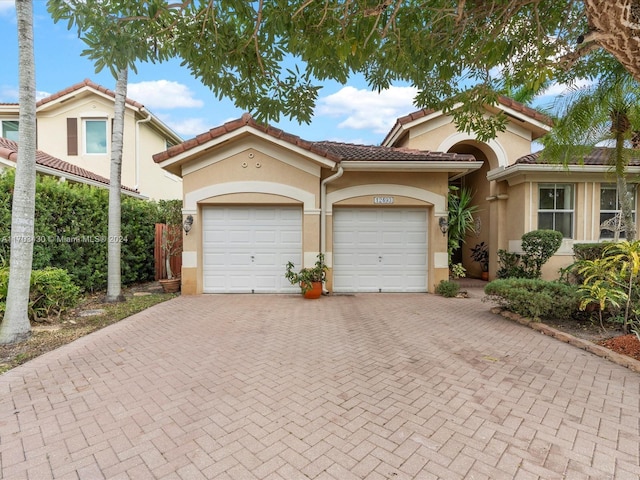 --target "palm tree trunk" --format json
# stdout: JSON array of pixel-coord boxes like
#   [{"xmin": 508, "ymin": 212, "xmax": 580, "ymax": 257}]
[
  {"xmin": 105, "ymin": 67, "xmax": 127, "ymax": 303},
  {"xmin": 613, "ymin": 128, "xmax": 636, "ymax": 241},
  {"xmin": 0, "ymin": 0, "xmax": 36, "ymax": 344}
]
